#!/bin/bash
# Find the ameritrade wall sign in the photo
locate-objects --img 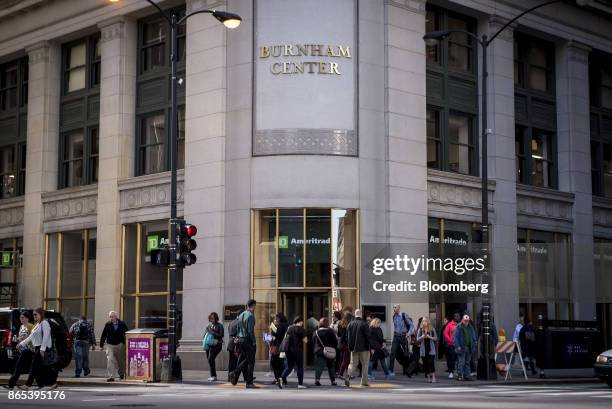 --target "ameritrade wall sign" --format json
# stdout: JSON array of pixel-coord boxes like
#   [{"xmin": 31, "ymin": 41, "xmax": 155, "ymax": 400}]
[{"xmin": 361, "ymin": 243, "xmax": 489, "ymax": 303}]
